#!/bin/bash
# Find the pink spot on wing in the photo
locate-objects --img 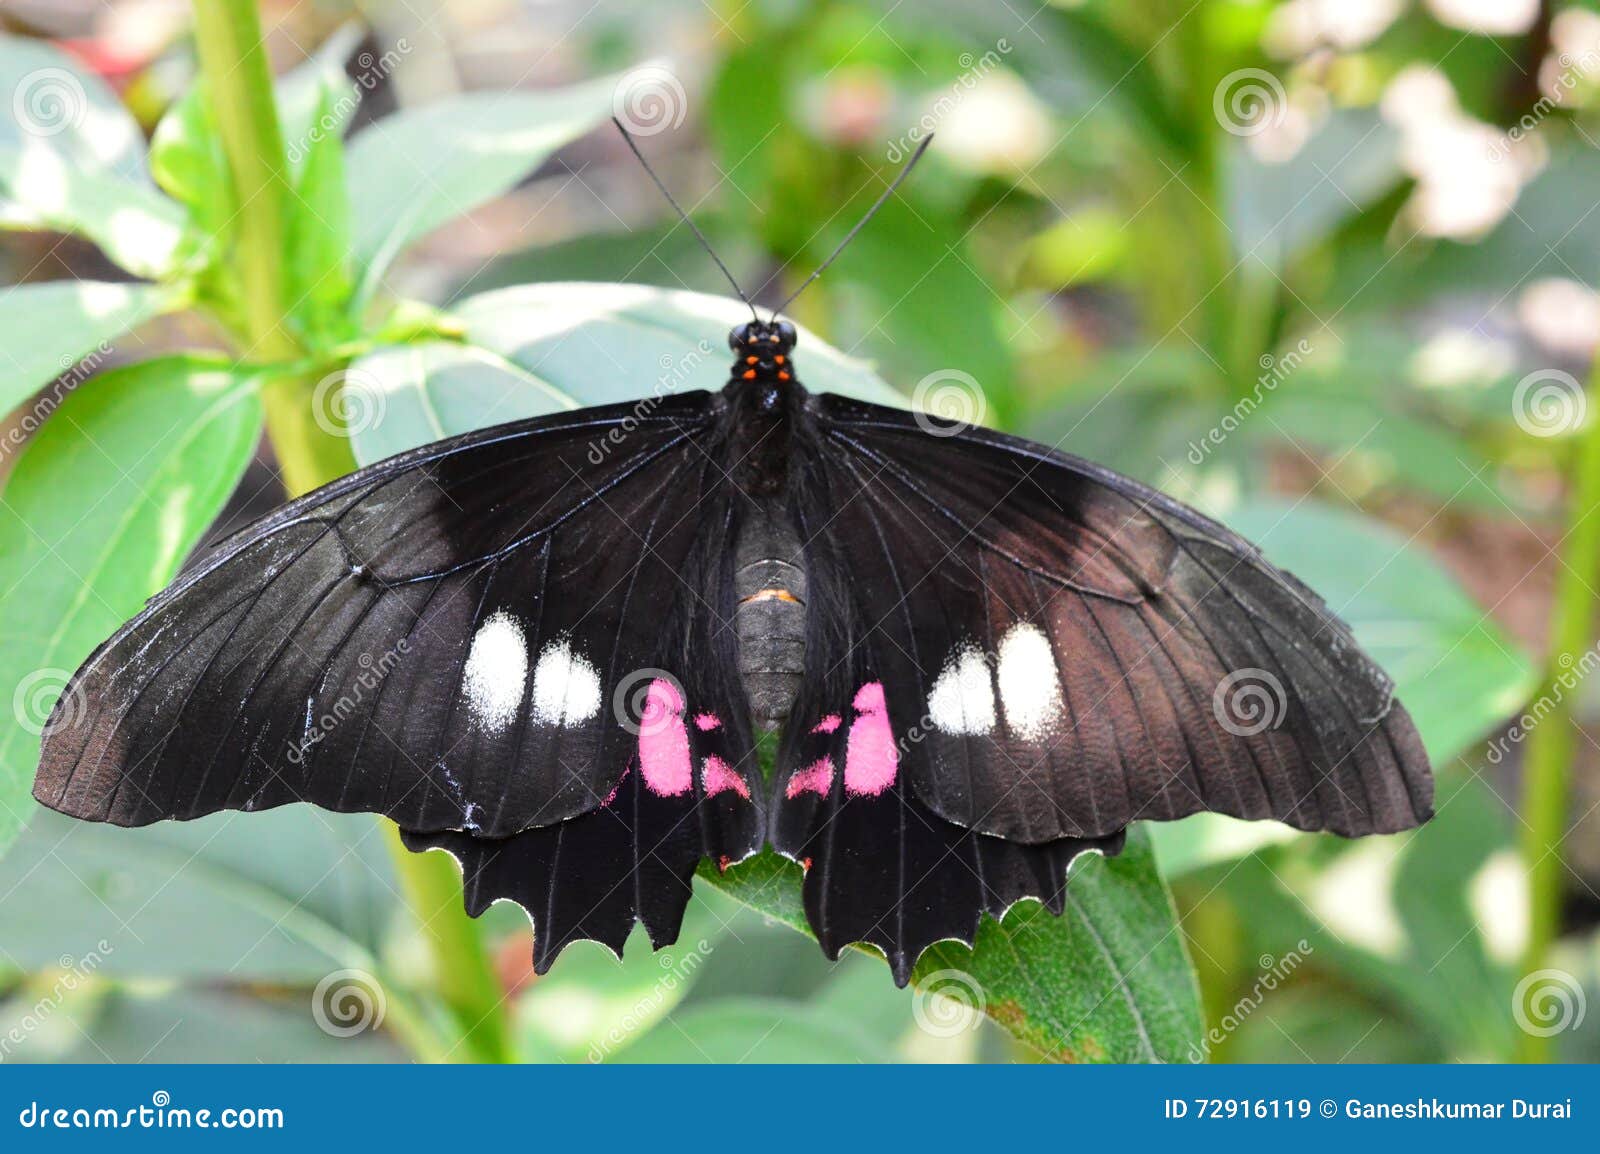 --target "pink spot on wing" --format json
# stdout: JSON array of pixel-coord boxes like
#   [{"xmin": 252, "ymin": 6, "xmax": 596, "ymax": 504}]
[
  {"xmin": 601, "ymin": 766, "xmax": 630, "ymax": 808},
  {"xmin": 693, "ymin": 712, "xmax": 723, "ymax": 732},
  {"xmin": 844, "ymin": 681, "xmax": 898, "ymax": 797},
  {"xmin": 702, "ymin": 755, "xmax": 750, "ymax": 799},
  {"xmin": 638, "ymin": 679, "xmax": 692, "ymax": 797},
  {"xmin": 785, "ymin": 757, "xmax": 835, "ymax": 799},
  {"xmin": 811, "ymin": 713, "xmax": 842, "ymax": 734}
]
